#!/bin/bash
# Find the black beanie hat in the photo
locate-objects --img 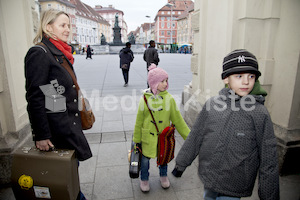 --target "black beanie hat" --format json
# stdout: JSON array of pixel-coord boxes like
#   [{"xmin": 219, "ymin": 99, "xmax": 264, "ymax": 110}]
[{"xmin": 221, "ymin": 49, "xmax": 261, "ymax": 79}]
